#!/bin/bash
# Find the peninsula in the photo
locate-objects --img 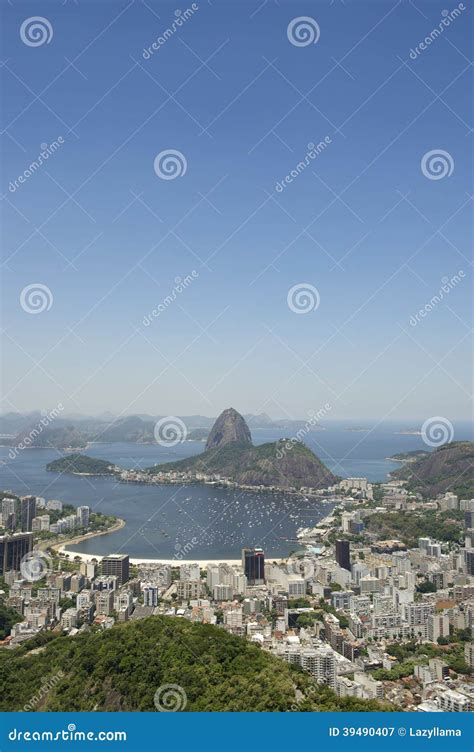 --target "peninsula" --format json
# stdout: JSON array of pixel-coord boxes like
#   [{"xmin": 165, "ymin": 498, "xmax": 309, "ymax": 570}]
[{"xmin": 47, "ymin": 408, "xmax": 338, "ymax": 492}]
